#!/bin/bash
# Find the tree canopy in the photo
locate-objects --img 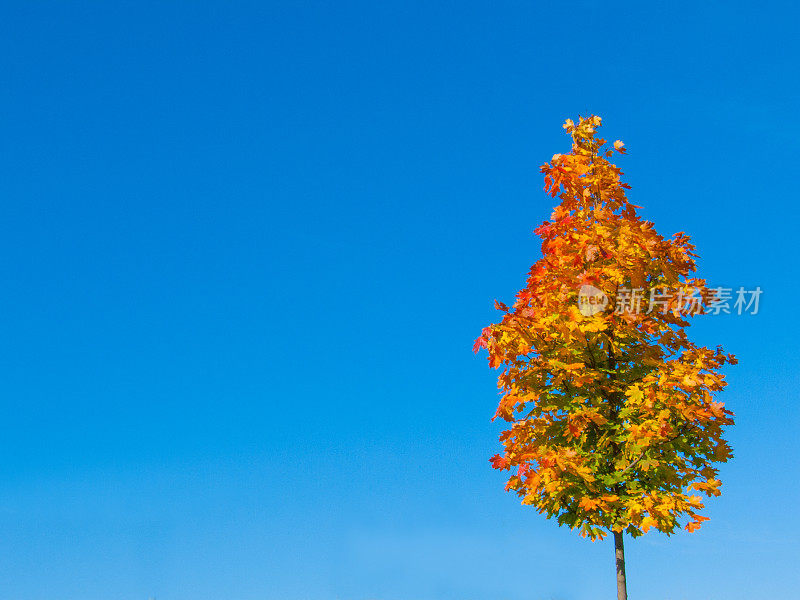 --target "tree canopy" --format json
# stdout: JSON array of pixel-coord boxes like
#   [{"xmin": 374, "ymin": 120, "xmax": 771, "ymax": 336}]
[{"xmin": 474, "ymin": 116, "xmax": 736, "ymax": 541}]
